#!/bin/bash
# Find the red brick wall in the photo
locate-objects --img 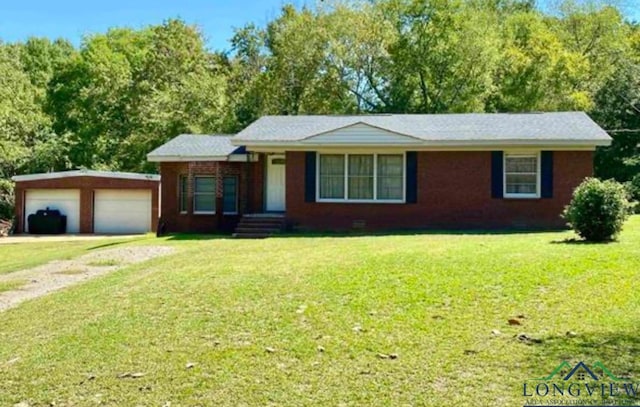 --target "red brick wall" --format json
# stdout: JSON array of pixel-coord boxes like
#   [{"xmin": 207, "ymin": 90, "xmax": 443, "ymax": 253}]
[
  {"xmin": 285, "ymin": 150, "xmax": 594, "ymax": 231},
  {"xmin": 158, "ymin": 158, "xmax": 264, "ymax": 233},
  {"xmin": 14, "ymin": 176, "xmax": 160, "ymax": 233}
]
